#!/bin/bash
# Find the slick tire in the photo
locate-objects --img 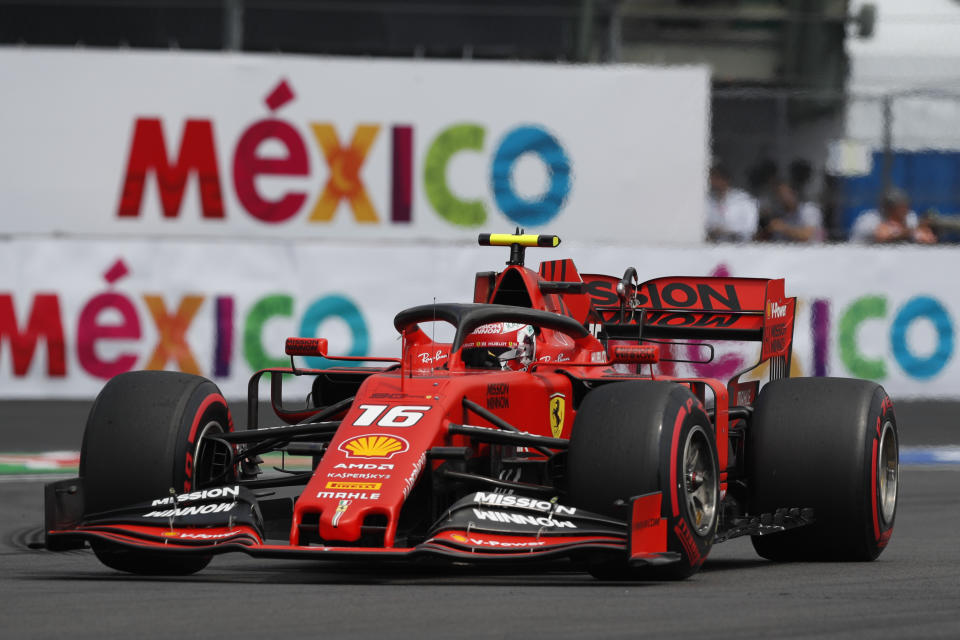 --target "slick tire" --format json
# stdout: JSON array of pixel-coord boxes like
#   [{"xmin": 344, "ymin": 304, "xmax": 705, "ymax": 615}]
[
  {"xmin": 747, "ymin": 377, "xmax": 898, "ymax": 561},
  {"xmin": 80, "ymin": 371, "xmax": 234, "ymax": 575},
  {"xmin": 567, "ymin": 381, "xmax": 719, "ymax": 580}
]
